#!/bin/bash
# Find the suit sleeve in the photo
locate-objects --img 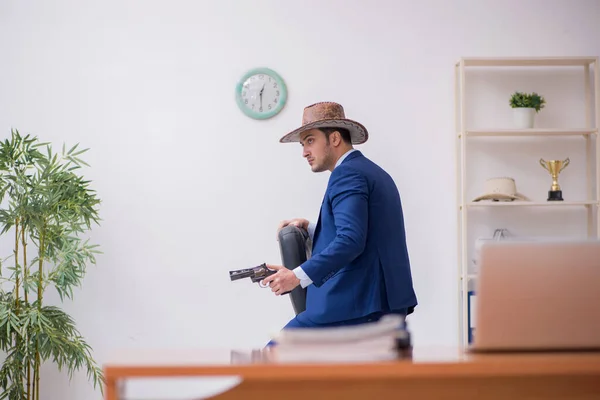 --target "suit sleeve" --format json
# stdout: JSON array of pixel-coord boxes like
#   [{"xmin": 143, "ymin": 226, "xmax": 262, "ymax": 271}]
[{"xmin": 300, "ymin": 167, "xmax": 368, "ymax": 287}]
